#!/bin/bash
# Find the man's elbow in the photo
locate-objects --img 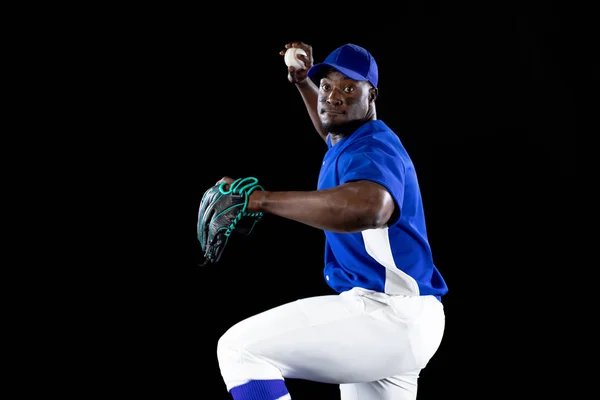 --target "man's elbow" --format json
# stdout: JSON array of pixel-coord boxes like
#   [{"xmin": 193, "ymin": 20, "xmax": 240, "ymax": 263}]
[
  {"xmin": 369, "ymin": 207, "xmax": 393, "ymax": 229},
  {"xmin": 369, "ymin": 193, "xmax": 395, "ymax": 228},
  {"xmin": 337, "ymin": 182, "xmax": 395, "ymax": 231},
  {"xmin": 343, "ymin": 206, "xmax": 393, "ymax": 232}
]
